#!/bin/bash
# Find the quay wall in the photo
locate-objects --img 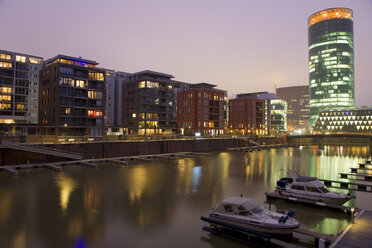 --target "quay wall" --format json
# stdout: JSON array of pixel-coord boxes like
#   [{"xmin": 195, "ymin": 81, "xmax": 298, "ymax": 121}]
[
  {"xmin": 0, "ymin": 137, "xmax": 284, "ymax": 166},
  {"xmin": 287, "ymin": 134, "xmax": 372, "ymax": 146}
]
